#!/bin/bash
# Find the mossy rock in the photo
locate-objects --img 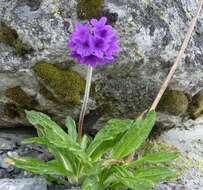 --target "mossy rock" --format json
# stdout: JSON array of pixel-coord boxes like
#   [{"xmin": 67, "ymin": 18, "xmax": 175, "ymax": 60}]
[
  {"xmin": 33, "ymin": 61, "xmax": 85, "ymax": 105},
  {"xmin": 0, "ymin": 24, "xmax": 32, "ymax": 56},
  {"xmin": 3, "ymin": 103, "xmax": 20, "ymax": 119},
  {"xmin": 0, "ymin": 24, "xmax": 18, "ymax": 46},
  {"xmin": 4, "ymin": 86, "xmax": 38, "ymax": 119},
  {"xmin": 157, "ymin": 90, "xmax": 189, "ymax": 116},
  {"xmin": 5, "ymin": 86, "xmax": 37, "ymax": 109},
  {"xmin": 39, "ymin": 84, "xmax": 59, "ymax": 103},
  {"xmin": 139, "ymin": 139, "xmax": 177, "ymax": 157},
  {"xmin": 188, "ymin": 90, "xmax": 203, "ymax": 119},
  {"xmin": 15, "ymin": 39, "xmax": 32, "ymax": 56},
  {"xmin": 77, "ymin": 0, "xmax": 104, "ymax": 19}
]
